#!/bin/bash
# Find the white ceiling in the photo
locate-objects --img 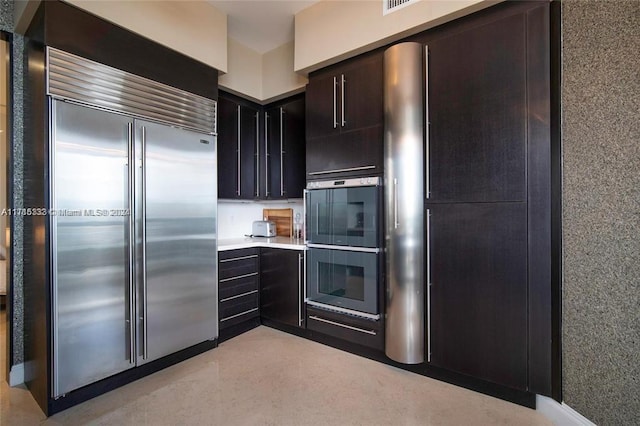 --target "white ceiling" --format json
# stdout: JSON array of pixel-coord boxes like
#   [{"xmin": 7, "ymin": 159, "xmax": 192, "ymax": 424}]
[{"xmin": 208, "ymin": 0, "xmax": 319, "ymax": 54}]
